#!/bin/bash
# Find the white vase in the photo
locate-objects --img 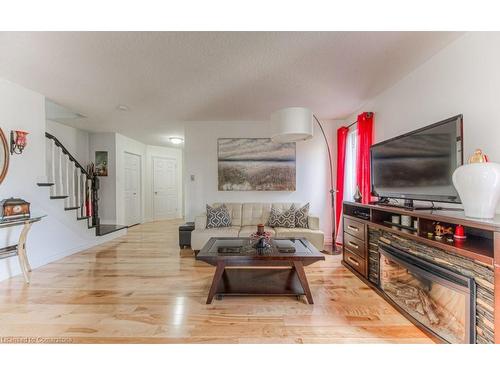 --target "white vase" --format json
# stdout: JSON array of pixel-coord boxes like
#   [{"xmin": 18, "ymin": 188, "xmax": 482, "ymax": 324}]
[{"xmin": 452, "ymin": 162, "xmax": 500, "ymax": 219}]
